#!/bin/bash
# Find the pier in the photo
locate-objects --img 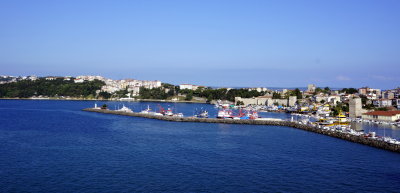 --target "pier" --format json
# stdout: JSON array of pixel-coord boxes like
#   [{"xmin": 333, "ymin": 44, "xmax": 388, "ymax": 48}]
[{"xmin": 83, "ymin": 108, "xmax": 400, "ymax": 153}]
